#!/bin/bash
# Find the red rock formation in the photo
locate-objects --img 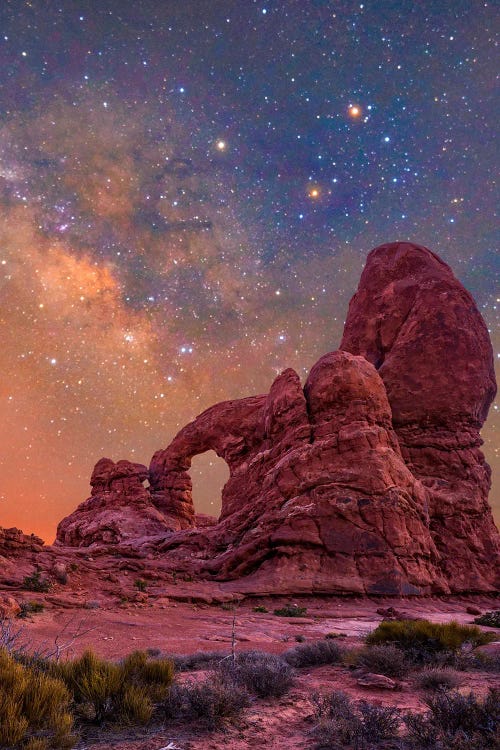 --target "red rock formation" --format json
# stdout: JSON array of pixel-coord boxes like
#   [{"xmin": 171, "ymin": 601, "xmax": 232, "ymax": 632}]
[
  {"xmin": 55, "ymin": 459, "xmax": 174, "ymax": 547},
  {"xmin": 341, "ymin": 241, "xmax": 499, "ymax": 591},
  {"xmin": 158, "ymin": 353, "xmax": 447, "ymax": 595},
  {"xmin": 52, "ymin": 241, "xmax": 498, "ymax": 596}
]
